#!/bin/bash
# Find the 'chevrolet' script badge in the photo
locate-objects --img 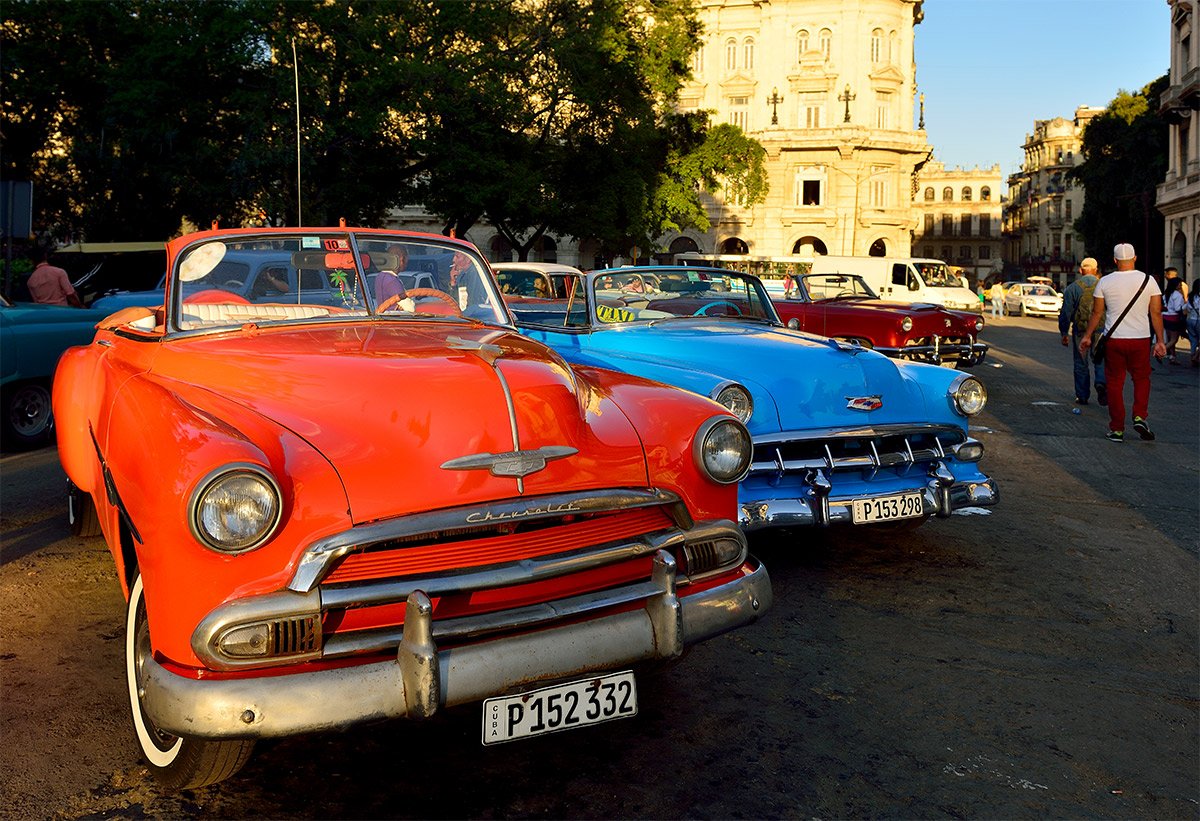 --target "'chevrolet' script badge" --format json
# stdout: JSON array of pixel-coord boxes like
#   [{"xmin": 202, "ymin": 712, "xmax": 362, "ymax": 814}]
[
  {"xmin": 441, "ymin": 446, "xmax": 578, "ymax": 479},
  {"xmin": 845, "ymin": 395, "xmax": 883, "ymax": 412}
]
